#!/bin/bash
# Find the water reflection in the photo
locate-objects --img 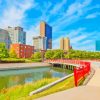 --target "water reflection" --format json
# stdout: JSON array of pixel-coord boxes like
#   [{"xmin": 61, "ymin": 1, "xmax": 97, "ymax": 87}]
[{"xmin": 0, "ymin": 67, "xmax": 68, "ymax": 90}]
